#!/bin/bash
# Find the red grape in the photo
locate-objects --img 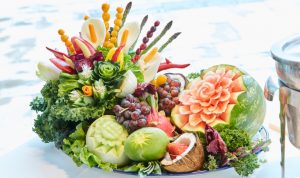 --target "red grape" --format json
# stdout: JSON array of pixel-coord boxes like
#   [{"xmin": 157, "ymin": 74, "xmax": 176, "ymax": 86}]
[
  {"xmin": 129, "ymin": 103, "xmax": 136, "ymax": 111},
  {"xmin": 164, "ymin": 84, "xmax": 170, "ymax": 91},
  {"xmin": 141, "ymin": 106, "xmax": 150, "ymax": 115},
  {"xmin": 143, "ymin": 37, "xmax": 149, "ymax": 43},
  {"xmin": 140, "ymin": 43, "xmax": 147, "ymax": 50},
  {"xmin": 137, "ymin": 119, "xmax": 147, "ymax": 127},
  {"xmin": 150, "ymin": 26, "xmax": 156, "ymax": 32},
  {"xmin": 147, "ymin": 31, "xmax": 153, "ymax": 38},
  {"xmin": 121, "ymin": 100, "xmax": 131, "ymax": 108},
  {"xmin": 136, "ymin": 48, "xmax": 141, "ymax": 55},
  {"xmin": 171, "ymin": 89, "xmax": 179, "ymax": 97},
  {"xmin": 124, "ymin": 110, "xmax": 131, "ymax": 119},
  {"xmin": 157, "ymin": 76, "xmax": 182, "ymax": 116},
  {"xmin": 113, "ymin": 94, "xmax": 152, "ymax": 133},
  {"xmin": 131, "ymin": 111, "xmax": 140, "ymax": 120}
]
